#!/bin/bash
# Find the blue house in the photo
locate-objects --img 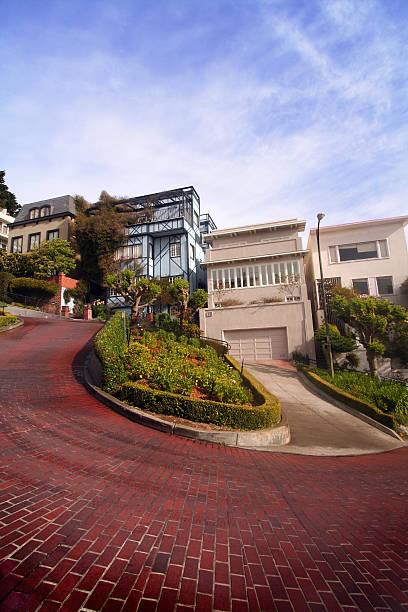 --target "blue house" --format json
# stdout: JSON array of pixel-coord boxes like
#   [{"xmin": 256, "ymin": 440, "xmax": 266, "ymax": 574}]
[{"xmin": 108, "ymin": 186, "xmax": 216, "ymax": 312}]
